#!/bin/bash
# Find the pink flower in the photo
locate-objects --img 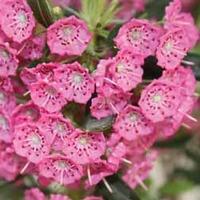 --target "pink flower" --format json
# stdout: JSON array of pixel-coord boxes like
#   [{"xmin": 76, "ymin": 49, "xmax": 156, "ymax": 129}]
[
  {"xmin": 0, "ymin": 43, "xmax": 18, "ymax": 76},
  {"xmin": 0, "ymin": 143, "xmax": 21, "ymax": 181},
  {"xmin": 90, "ymin": 89, "xmax": 131, "ymax": 119},
  {"xmin": 117, "ymin": 0, "xmax": 145, "ymax": 21},
  {"xmin": 37, "ymin": 113, "xmax": 75, "ymax": 150},
  {"xmin": 47, "ymin": 16, "xmax": 91, "ymax": 56},
  {"xmin": 122, "ymin": 151, "xmax": 157, "ymax": 189},
  {"xmin": 13, "ymin": 123, "xmax": 50, "ymax": 164},
  {"xmin": 114, "ymin": 105, "xmax": 154, "ymax": 141},
  {"xmin": 50, "ymin": 194, "xmax": 71, "ymax": 200},
  {"xmin": 0, "ymin": 109, "xmax": 14, "ymax": 143},
  {"xmin": 139, "ymin": 80, "xmax": 181, "ymax": 122},
  {"xmin": 164, "ymin": 0, "xmax": 199, "ymax": 48},
  {"xmin": 0, "ymin": 89, "xmax": 16, "ymax": 114},
  {"xmin": 106, "ymin": 142, "xmax": 127, "ymax": 168},
  {"xmin": 85, "ymin": 160, "xmax": 116, "ymax": 187},
  {"xmin": 94, "ymin": 50, "xmax": 144, "ymax": 92},
  {"xmin": 18, "ymin": 34, "xmax": 46, "ymax": 61},
  {"xmin": 0, "ymin": 0, "xmax": 35, "ymax": 43},
  {"xmin": 84, "ymin": 196, "xmax": 104, "ymax": 200},
  {"xmin": 24, "ymin": 188, "xmax": 46, "ymax": 200},
  {"xmin": 54, "ymin": 62, "xmax": 95, "ymax": 104},
  {"xmin": 20, "ymin": 67, "xmax": 37, "ymax": 87},
  {"xmin": 39, "ymin": 155, "xmax": 83, "ymax": 185},
  {"xmin": 30, "ymin": 81, "xmax": 67, "ymax": 113},
  {"xmin": 114, "ymin": 19, "xmax": 163, "ymax": 57},
  {"xmin": 156, "ymin": 29, "xmax": 190, "ymax": 70},
  {"xmin": 11, "ymin": 101, "xmax": 41, "ymax": 126},
  {"xmin": 63, "ymin": 130, "xmax": 106, "ymax": 164}
]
